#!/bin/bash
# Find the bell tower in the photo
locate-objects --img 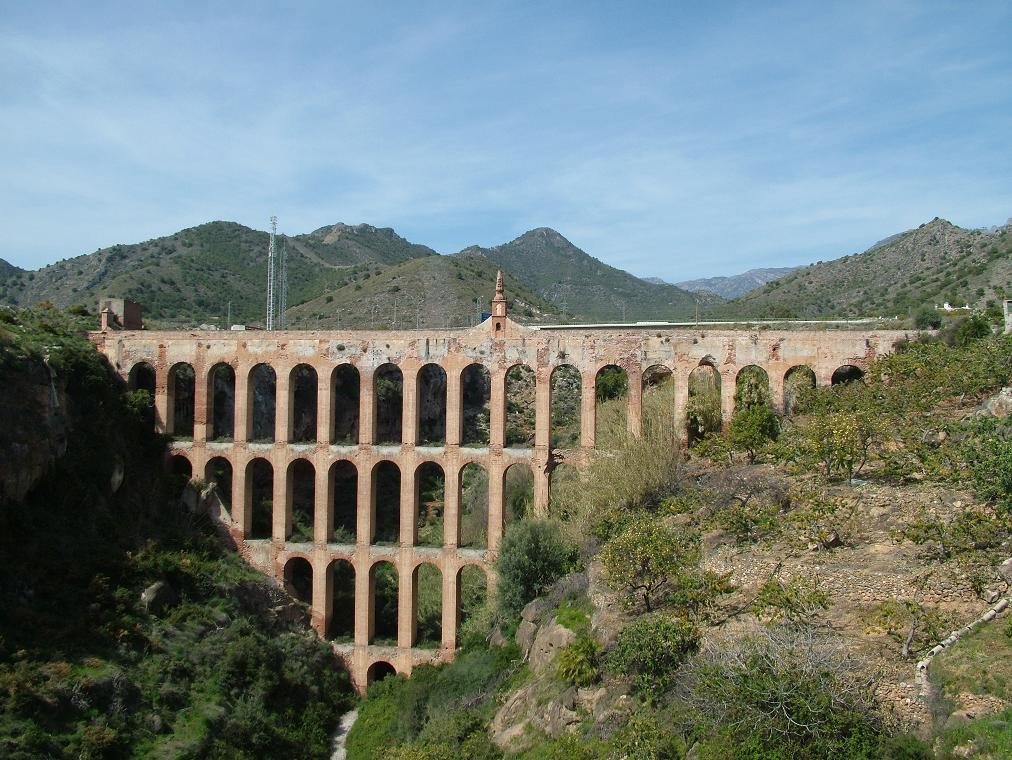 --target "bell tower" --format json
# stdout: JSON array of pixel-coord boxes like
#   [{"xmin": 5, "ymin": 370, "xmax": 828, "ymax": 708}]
[{"xmin": 491, "ymin": 270, "xmax": 507, "ymax": 334}]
